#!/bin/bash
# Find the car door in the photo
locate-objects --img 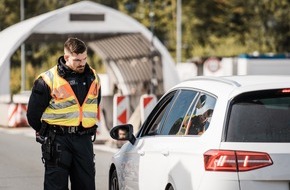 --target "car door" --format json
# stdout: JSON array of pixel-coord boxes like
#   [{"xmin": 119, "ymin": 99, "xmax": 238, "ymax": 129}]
[
  {"xmin": 159, "ymin": 93, "xmax": 218, "ymax": 190},
  {"xmin": 137, "ymin": 89, "xmax": 199, "ymax": 190},
  {"xmin": 116, "ymin": 90, "xmax": 178, "ymax": 190}
]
